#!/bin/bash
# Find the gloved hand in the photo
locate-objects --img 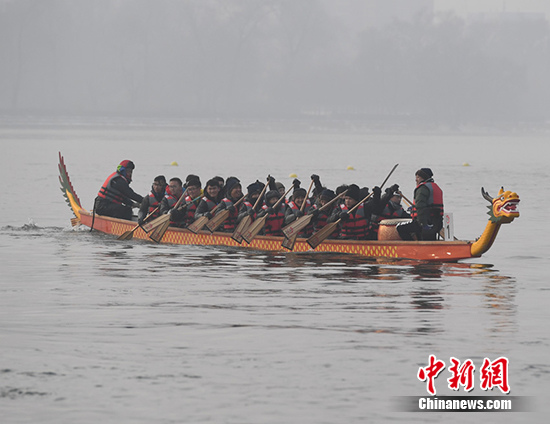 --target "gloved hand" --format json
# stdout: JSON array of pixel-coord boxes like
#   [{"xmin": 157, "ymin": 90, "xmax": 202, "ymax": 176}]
[
  {"xmin": 248, "ymin": 209, "xmax": 255, "ymax": 216},
  {"xmin": 308, "ymin": 209, "xmax": 320, "ymax": 217},
  {"xmin": 205, "ymin": 212, "xmax": 213, "ymax": 219},
  {"xmin": 389, "ymin": 184, "xmax": 399, "ymax": 193},
  {"xmin": 292, "ymin": 178, "xmax": 301, "ymax": 188},
  {"xmin": 373, "ymin": 186, "xmax": 381, "ymax": 197},
  {"xmin": 267, "ymin": 175, "xmax": 275, "ymax": 185},
  {"xmin": 227, "ymin": 205, "xmax": 236, "ymax": 213},
  {"xmin": 266, "ymin": 207, "xmax": 275, "ymax": 215},
  {"xmin": 296, "ymin": 210, "xmax": 304, "ymax": 218},
  {"xmin": 310, "ymin": 174, "xmax": 320, "ymax": 183},
  {"xmin": 339, "ymin": 211, "xmax": 349, "ymax": 221},
  {"xmin": 137, "ymin": 218, "xmax": 144, "ymax": 225}
]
